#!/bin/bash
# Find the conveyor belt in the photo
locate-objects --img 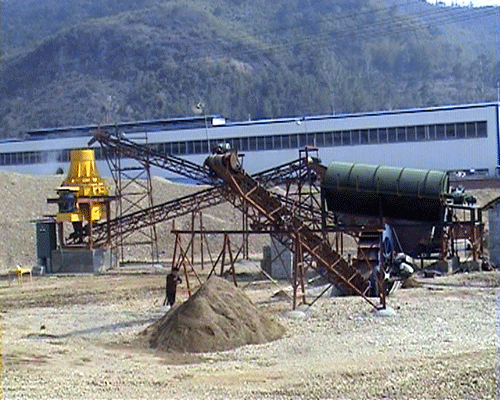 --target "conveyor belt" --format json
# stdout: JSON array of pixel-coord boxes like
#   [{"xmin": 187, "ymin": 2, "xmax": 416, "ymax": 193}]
[
  {"xmin": 90, "ymin": 186, "xmax": 230, "ymax": 246},
  {"xmin": 85, "ymin": 134, "xmax": 320, "ymax": 242},
  {"xmin": 84, "ymin": 130, "xmax": 325, "ymax": 246},
  {"xmin": 89, "ymin": 130, "xmax": 215, "ymax": 184},
  {"xmin": 204, "ymin": 152, "xmax": 373, "ymax": 304}
]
